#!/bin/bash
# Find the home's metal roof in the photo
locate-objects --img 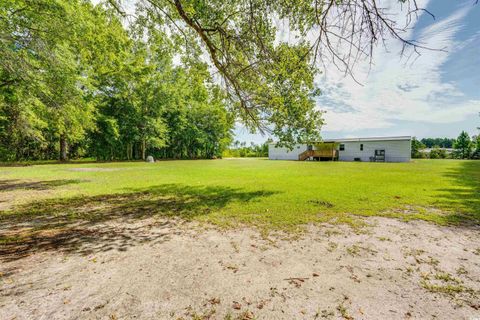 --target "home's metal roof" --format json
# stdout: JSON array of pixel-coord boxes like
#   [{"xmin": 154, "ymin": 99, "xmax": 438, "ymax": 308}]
[
  {"xmin": 268, "ymin": 136, "xmax": 411, "ymax": 144},
  {"xmin": 323, "ymin": 136, "xmax": 411, "ymax": 143}
]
